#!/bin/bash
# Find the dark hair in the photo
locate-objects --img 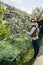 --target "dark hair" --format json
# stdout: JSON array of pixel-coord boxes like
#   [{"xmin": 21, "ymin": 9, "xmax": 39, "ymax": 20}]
[
  {"xmin": 31, "ymin": 19, "xmax": 37, "ymax": 22},
  {"xmin": 38, "ymin": 19, "xmax": 43, "ymax": 26}
]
